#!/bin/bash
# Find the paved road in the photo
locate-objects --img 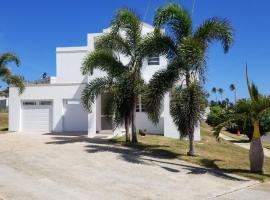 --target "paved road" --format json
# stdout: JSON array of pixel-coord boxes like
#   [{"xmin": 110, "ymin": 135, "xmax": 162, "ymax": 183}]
[
  {"xmin": 0, "ymin": 133, "xmax": 267, "ymax": 200},
  {"xmin": 262, "ymin": 133, "xmax": 270, "ymax": 143}
]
